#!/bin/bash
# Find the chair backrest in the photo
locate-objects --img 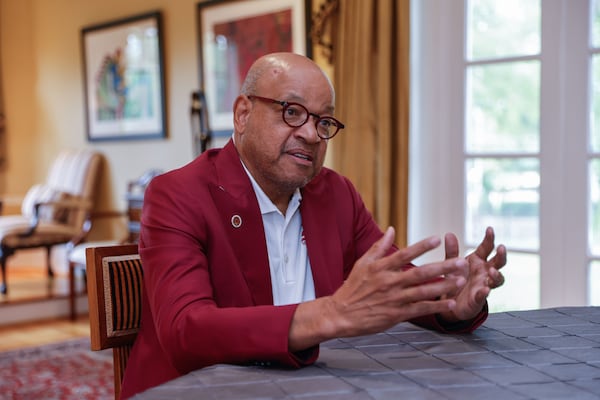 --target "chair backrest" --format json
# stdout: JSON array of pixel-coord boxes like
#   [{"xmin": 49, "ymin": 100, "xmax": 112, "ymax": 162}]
[
  {"xmin": 47, "ymin": 148, "xmax": 101, "ymax": 194},
  {"xmin": 21, "ymin": 148, "xmax": 102, "ymax": 227},
  {"xmin": 86, "ymin": 243, "xmax": 142, "ymax": 400}
]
